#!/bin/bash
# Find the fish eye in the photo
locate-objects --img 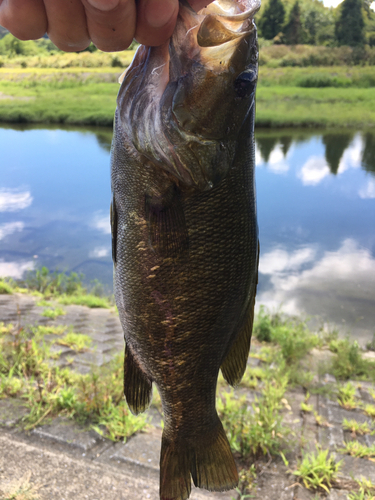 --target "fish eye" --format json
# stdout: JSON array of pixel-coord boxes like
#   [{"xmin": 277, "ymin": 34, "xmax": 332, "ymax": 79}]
[{"xmin": 234, "ymin": 69, "xmax": 257, "ymax": 99}]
